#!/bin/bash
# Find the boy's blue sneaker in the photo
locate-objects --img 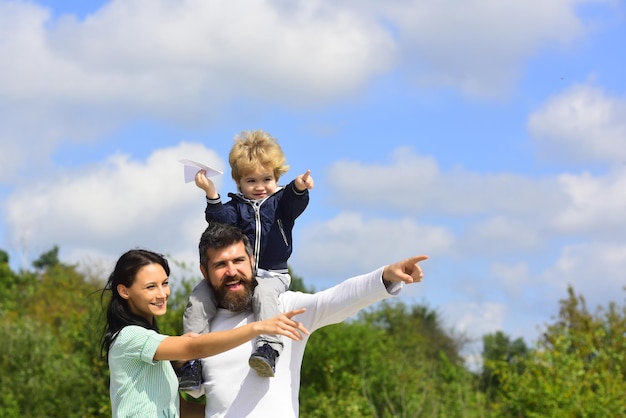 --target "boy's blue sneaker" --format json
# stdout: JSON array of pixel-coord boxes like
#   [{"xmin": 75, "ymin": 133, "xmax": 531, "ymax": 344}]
[
  {"xmin": 178, "ymin": 359, "xmax": 202, "ymax": 391},
  {"xmin": 248, "ymin": 344, "xmax": 278, "ymax": 377}
]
